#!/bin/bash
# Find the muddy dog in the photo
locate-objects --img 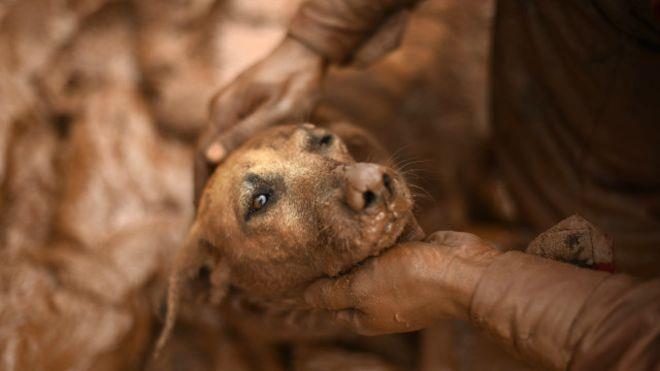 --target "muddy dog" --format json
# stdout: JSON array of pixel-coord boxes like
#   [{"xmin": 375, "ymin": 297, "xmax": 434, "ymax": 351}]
[{"xmin": 156, "ymin": 122, "xmax": 424, "ymax": 369}]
